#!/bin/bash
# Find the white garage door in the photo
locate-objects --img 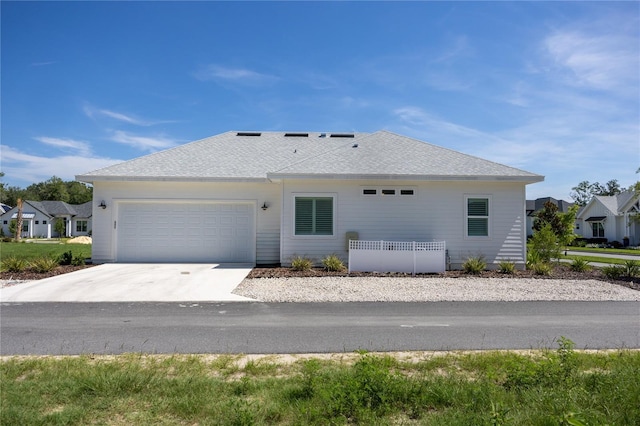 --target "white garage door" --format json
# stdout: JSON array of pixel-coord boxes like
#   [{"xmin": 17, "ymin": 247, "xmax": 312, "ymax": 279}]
[{"xmin": 116, "ymin": 202, "xmax": 255, "ymax": 263}]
